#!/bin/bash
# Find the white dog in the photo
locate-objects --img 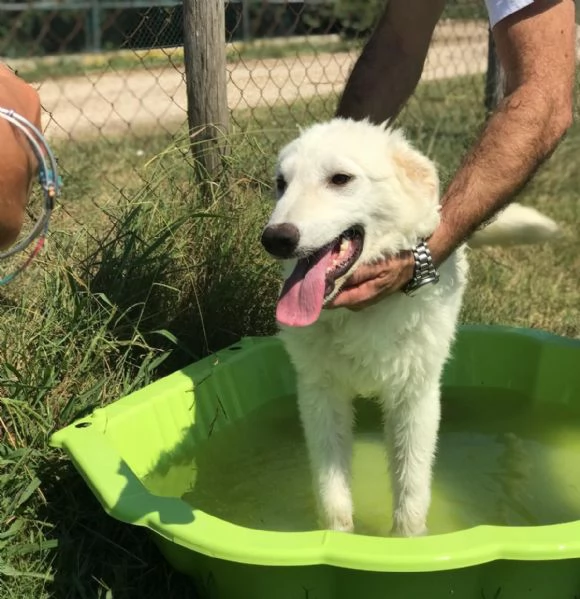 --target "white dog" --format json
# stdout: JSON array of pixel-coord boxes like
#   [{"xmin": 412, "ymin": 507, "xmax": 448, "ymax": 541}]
[{"xmin": 260, "ymin": 118, "xmax": 558, "ymax": 537}]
